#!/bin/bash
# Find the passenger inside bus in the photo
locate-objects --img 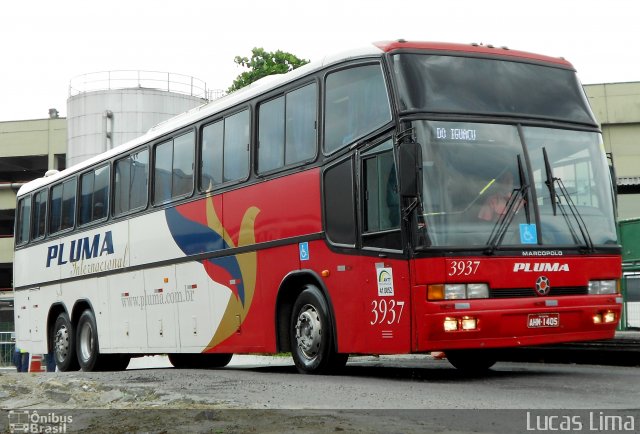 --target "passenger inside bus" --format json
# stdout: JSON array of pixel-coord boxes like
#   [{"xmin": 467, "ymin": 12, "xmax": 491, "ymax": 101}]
[{"xmin": 478, "ymin": 171, "xmax": 515, "ymax": 221}]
